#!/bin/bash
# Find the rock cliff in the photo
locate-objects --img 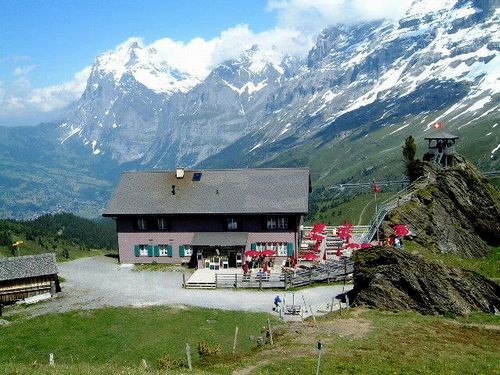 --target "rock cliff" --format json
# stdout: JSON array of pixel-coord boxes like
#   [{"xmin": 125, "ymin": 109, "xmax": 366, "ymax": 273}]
[
  {"xmin": 348, "ymin": 247, "xmax": 500, "ymax": 316},
  {"xmin": 382, "ymin": 156, "xmax": 500, "ymax": 258}
]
